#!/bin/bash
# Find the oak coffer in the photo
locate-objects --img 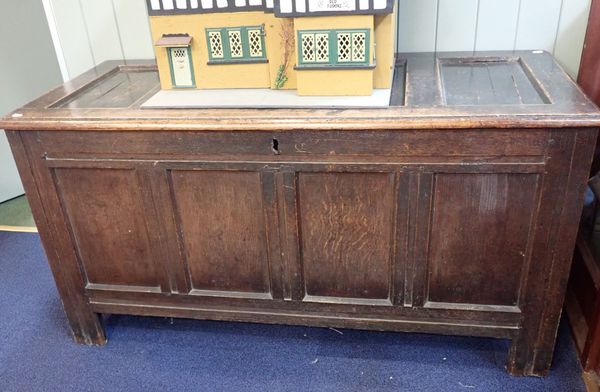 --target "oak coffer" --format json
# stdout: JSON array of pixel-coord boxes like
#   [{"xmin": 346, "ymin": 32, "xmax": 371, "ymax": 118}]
[{"xmin": 2, "ymin": 51, "xmax": 599, "ymax": 377}]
